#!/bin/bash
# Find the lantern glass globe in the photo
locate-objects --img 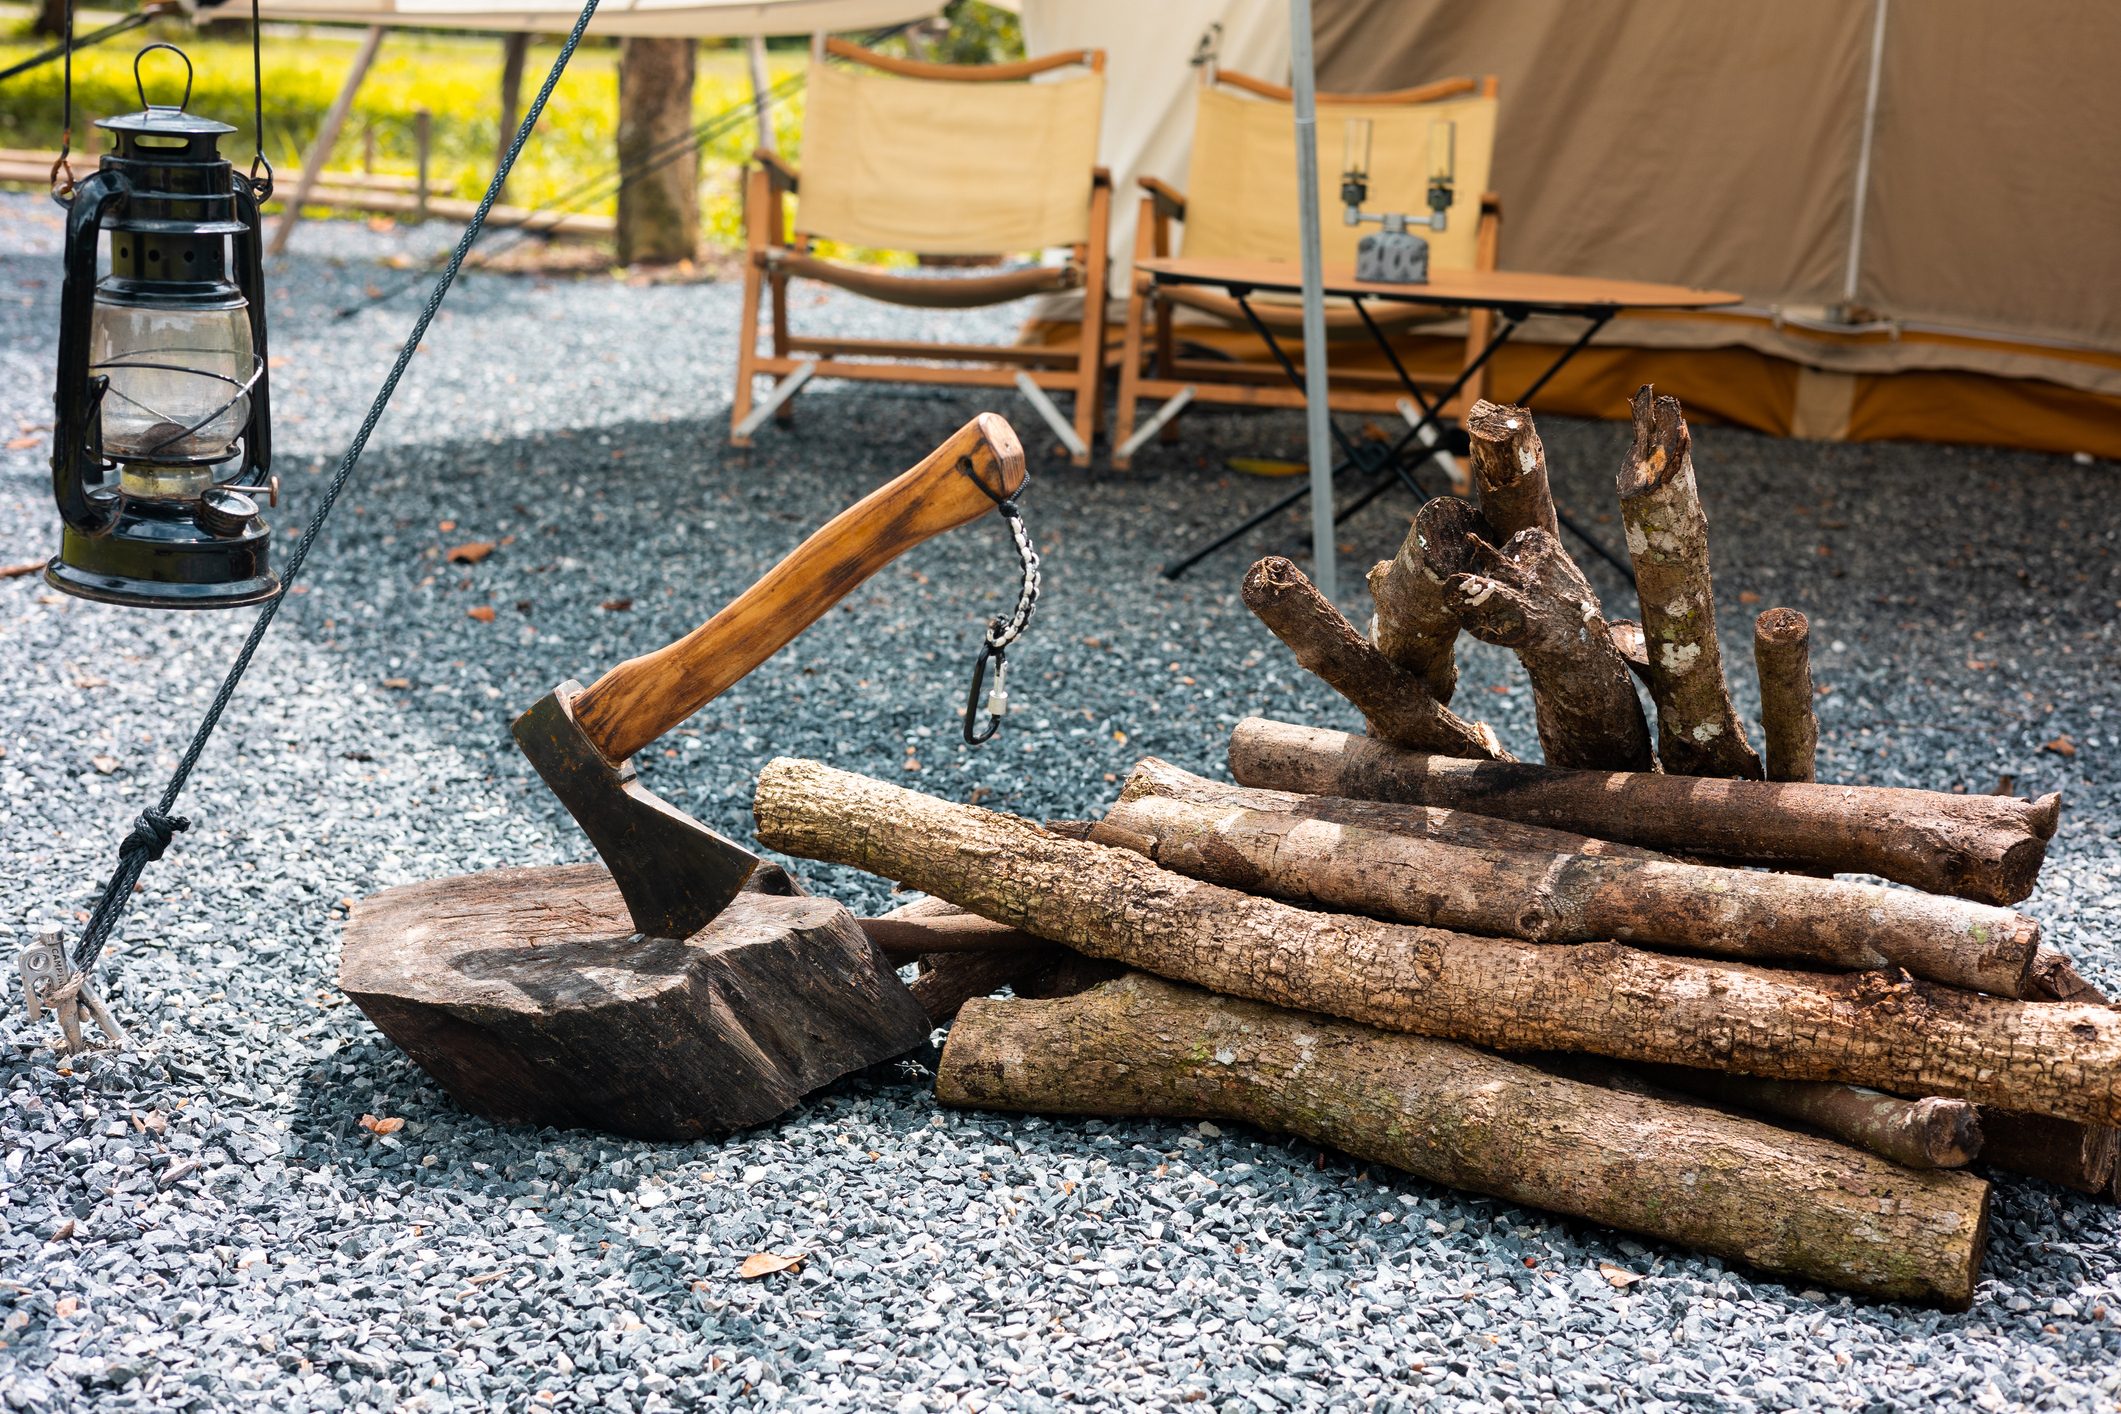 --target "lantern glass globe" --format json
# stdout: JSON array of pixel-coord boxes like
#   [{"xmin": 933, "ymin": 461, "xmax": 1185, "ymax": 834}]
[{"xmin": 89, "ymin": 291, "xmax": 256, "ymax": 497}]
